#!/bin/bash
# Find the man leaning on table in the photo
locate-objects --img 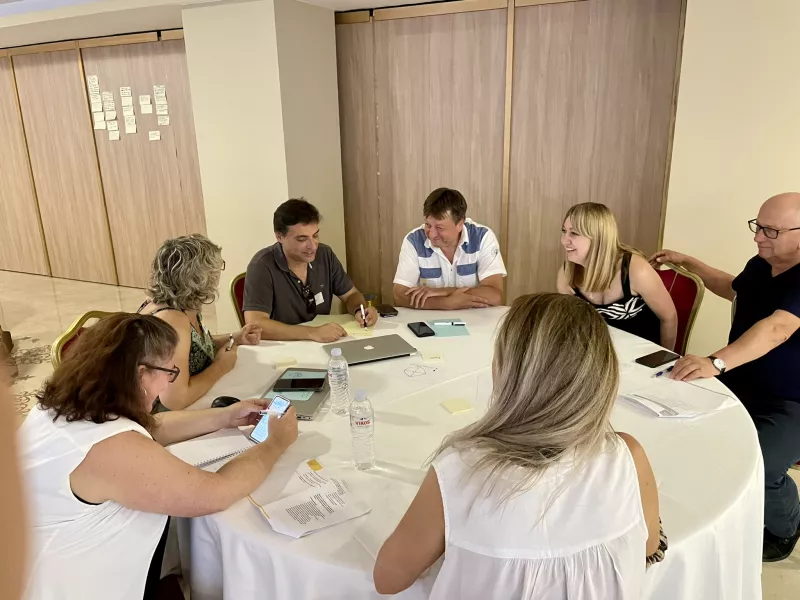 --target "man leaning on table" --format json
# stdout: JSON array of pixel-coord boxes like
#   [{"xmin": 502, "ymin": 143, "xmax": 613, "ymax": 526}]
[
  {"xmin": 651, "ymin": 192, "xmax": 800, "ymax": 562},
  {"xmin": 393, "ymin": 188, "xmax": 507, "ymax": 310},
  {"xmin": 243, "ymin": 198, "xmax": 378, "ymax": 343}
]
